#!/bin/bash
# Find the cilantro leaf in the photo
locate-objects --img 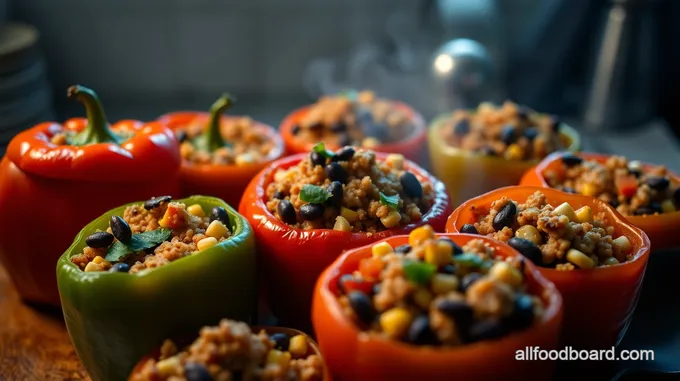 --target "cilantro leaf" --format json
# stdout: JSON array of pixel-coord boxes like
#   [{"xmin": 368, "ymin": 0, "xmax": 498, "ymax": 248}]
[
  {"xmin": 105, "ymin": 241, "xmax": 134, "ymax": 262},
  {"xmin": 403, "ymin": 260, "xmax": 436, "ymax": 285},
  {"xmin": 452, "ymin": 253, "xmax": 484, "ymax": 268},
  {"xmin": 105, "ymin": 228, "xmax": 172, "ymax": 262},
  {"xmin": 338, "ymin": 89, "xmax": 358, "ymax": 101},
  {"xmin": 379, "ymin": 192, "xmax": 400, "ymax": 210},
  {"xmin": 300, "ymin": 184, "xmax": 332, "ymax": 204},
  {"xmin": 313, "ymin": 142, "xmax": 335, "ymax": 159}
]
